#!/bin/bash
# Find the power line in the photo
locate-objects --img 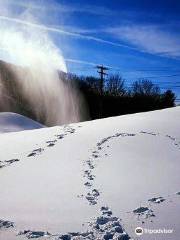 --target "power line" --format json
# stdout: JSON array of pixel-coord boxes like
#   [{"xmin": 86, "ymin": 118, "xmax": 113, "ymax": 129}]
[
  {"xmin": 66, "ymin": 58, "xmax": 180, "ymax": 74},
  {"xmin": 66, "ymin": 61, "xmax": 180, "ymax": 91}
]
